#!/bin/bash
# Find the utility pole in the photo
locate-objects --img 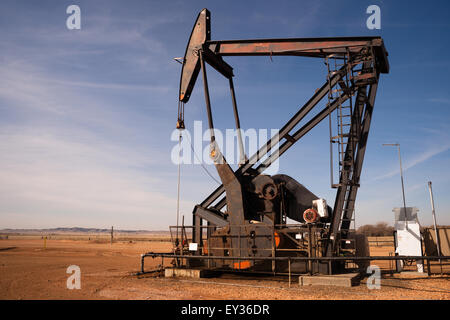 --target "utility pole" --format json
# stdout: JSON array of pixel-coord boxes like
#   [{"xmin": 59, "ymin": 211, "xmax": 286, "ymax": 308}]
[
  {"xmin": 427, "ymin": 181, "xmax": 441, "ymax": 257},
  {"xmin": 383, "ymin": 143, "xmax": 408, "ymax": 230}
]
